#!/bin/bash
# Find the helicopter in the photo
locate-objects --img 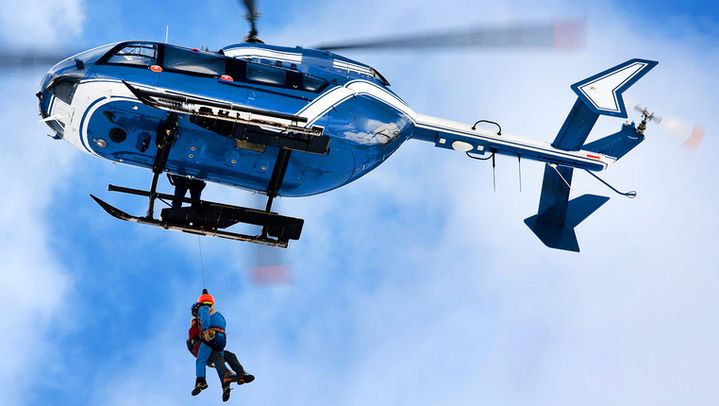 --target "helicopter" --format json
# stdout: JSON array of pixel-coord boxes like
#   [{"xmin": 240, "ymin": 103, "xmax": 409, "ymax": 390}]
[{"xmin": 30, "ymin": 1, "xmax": 659, "ymax": 252}]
